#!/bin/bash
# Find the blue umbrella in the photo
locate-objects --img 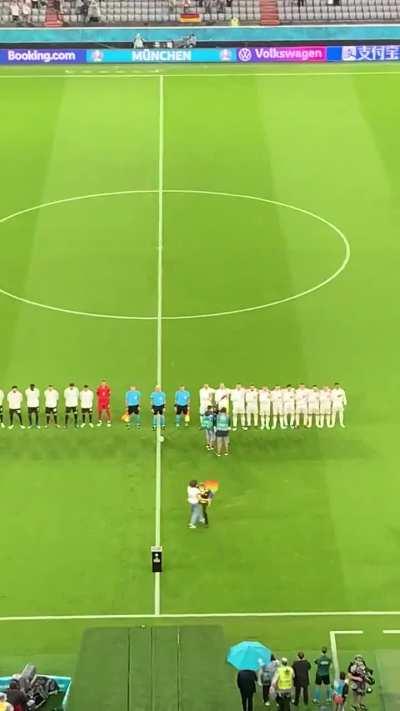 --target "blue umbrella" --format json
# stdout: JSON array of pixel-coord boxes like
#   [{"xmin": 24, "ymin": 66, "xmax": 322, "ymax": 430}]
[{"xmin": 227, "ymin": 641, "xmax": 272, "ymax": 671}]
